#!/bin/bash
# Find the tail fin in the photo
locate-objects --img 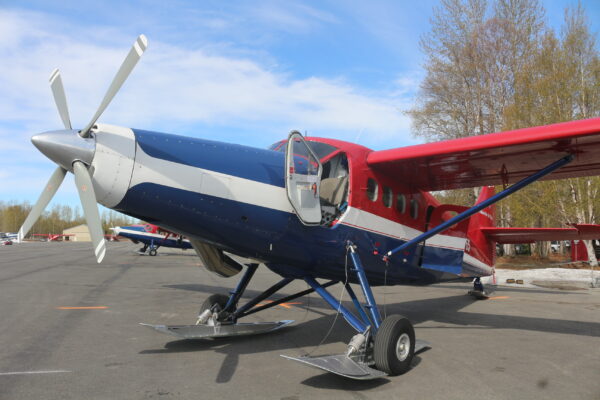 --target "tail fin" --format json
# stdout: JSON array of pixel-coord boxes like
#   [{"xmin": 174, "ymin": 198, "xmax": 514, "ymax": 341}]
[{"xmin": 467, "ymin": 186, "xmax": 496, "ymax": 267}]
